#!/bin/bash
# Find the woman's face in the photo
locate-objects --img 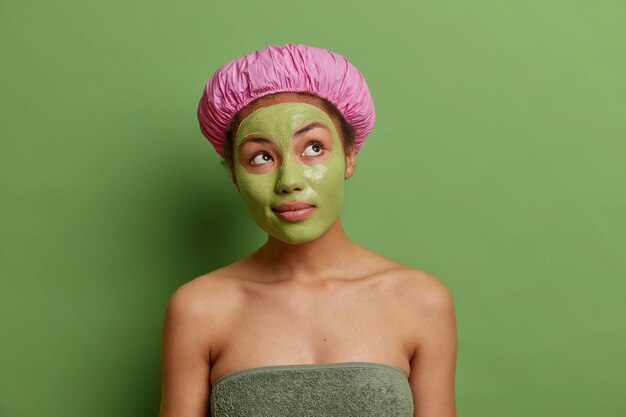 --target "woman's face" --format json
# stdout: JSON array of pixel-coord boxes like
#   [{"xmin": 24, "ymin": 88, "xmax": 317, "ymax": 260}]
[{"xmin": 233, "ymin": 99, "xmax": 348, "ymax": 244}]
